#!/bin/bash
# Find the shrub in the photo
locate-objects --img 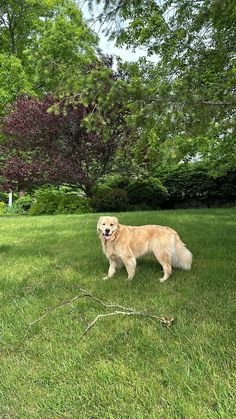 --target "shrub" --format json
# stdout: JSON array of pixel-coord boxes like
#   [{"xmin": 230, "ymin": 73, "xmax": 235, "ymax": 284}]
[
  {"xmin": 29, "ymin": 188, "xmax": 92, "ymax": 215},
  {"xmin": 92, "ymin": 184, "xmax": 113, "ymax": 195},
  {"xmin": 105, "ymin": 175, "xmax": 131, "ymax": 190},
  {"xmin": 15, "ymin": 195, "xmax": 33, "ymax": 212},
  {"xmin": 92, "ymin": 188, "xmax": 128, "ymax": 212},
  {"xmin": 0, "ymin": 201, "xmax": 6, "ymax": 216},
  {"xmin": 126, "ymin": 177, "xmax": 168, "ymax": 209},
  {"xmin": 56, "ymin": 195, "xmax": 92, "ymax": 214},
  {"xmin": 29, "ymin": 189, "xmax": 62, "ymax": 215},
  {"xmin": 160, "ymin": 165, "xmax": 236, "ymax": 207},
  {"xmin": 3, "ymin": 203, "xmax": 26, "ymax": 215},
  {"xmin": 0, "ymin": 192, "xmax": 8, "ymax": 203}
]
